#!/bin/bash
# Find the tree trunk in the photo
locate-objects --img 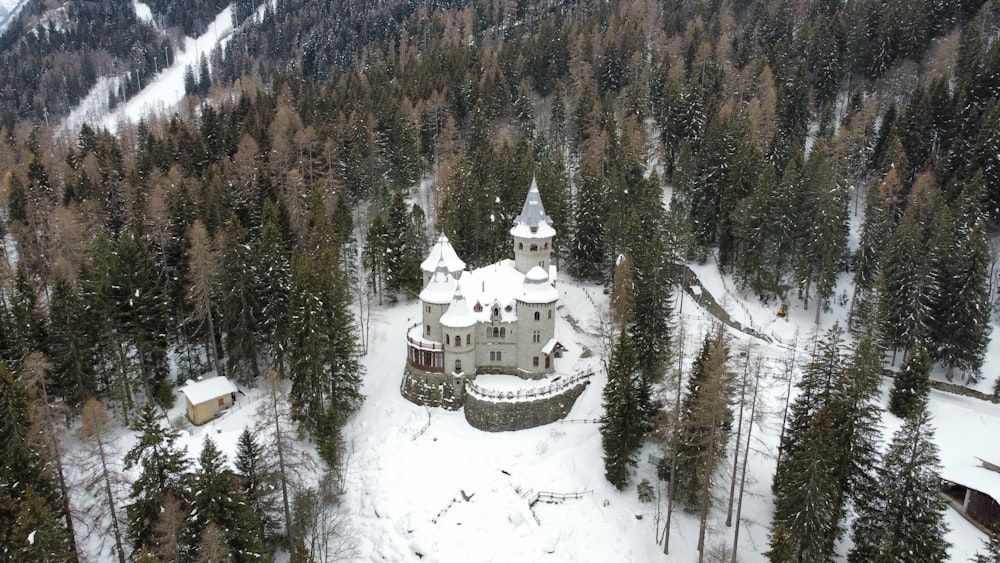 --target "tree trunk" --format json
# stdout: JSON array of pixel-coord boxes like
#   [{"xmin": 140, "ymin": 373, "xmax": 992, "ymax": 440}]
[
  {"xmin": 731, "ymin": 360, "xmax": 761, "ymax": 563},
  {"xmin": 726, "ymin": 344, "xmax": 751, "ymax": 527},
  {"xmin": 97, "ymin": 436, "xmax": 127, "ymax": 563}
]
